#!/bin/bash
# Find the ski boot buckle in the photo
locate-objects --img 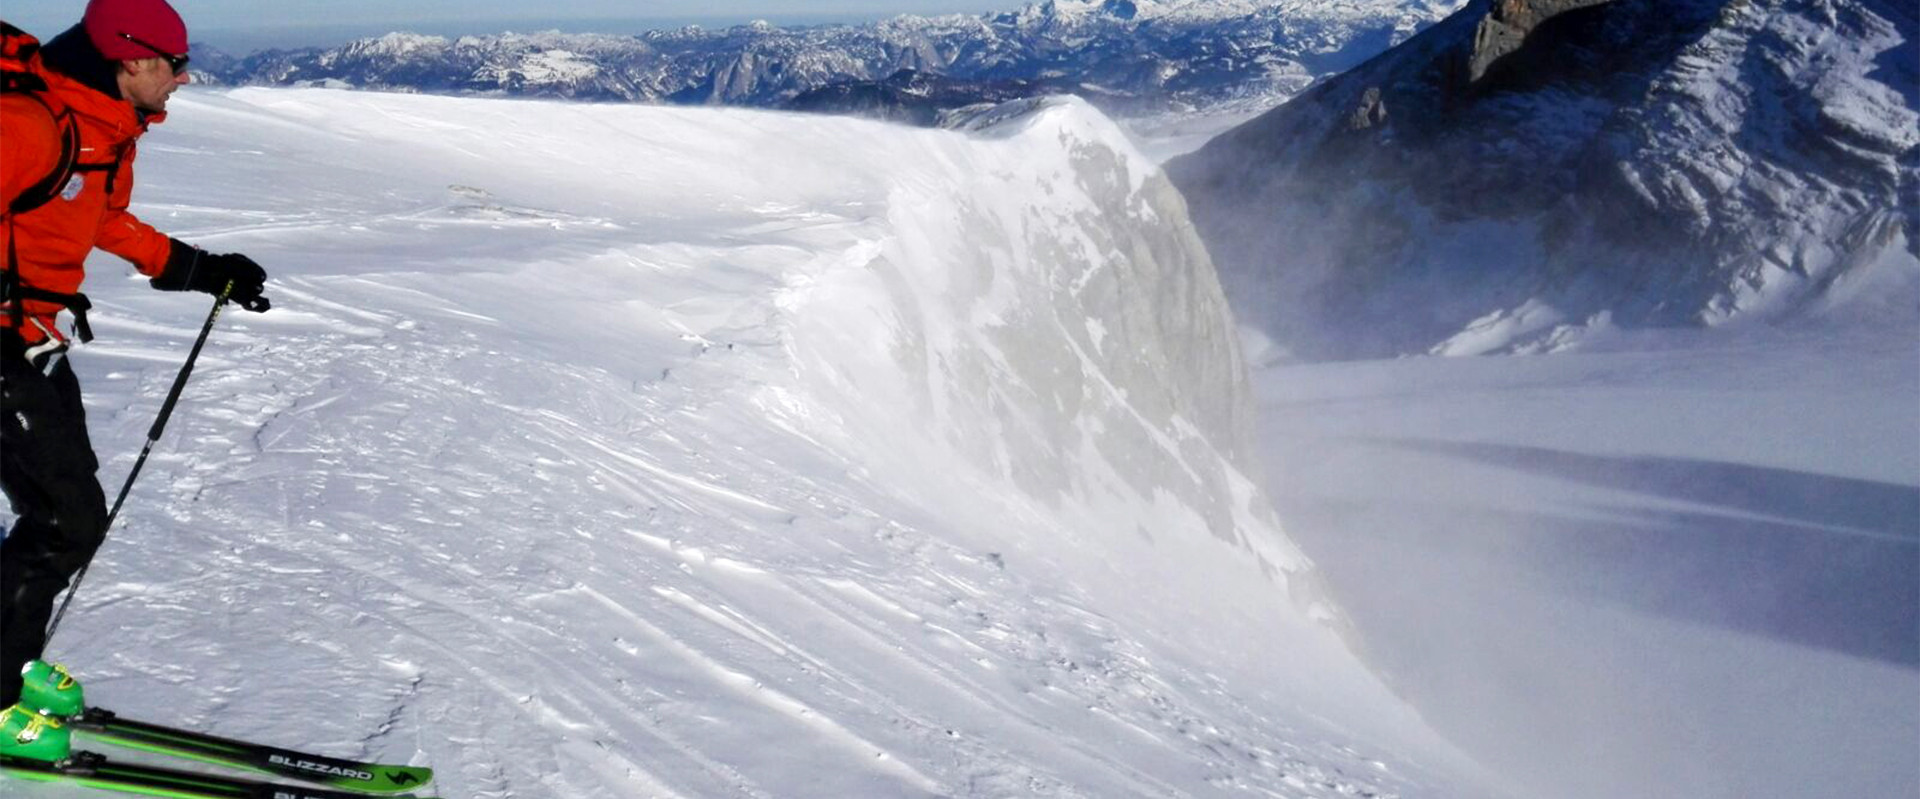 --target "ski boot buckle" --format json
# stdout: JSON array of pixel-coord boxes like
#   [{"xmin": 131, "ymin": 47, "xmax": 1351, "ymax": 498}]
[
  {"xmin": 19, "ymin": 660, "xmax": 85, "ymax": 718},
  {"xmin": 0, "ymin": 704, "xmax": 73, "ymax": 763}
]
